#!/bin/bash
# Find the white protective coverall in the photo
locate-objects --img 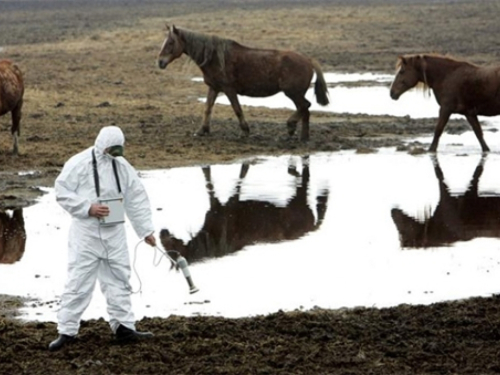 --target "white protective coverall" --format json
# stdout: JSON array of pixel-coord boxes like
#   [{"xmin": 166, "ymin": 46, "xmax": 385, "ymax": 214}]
[{"xmin": 54, "ymin": 126, "xmax": 154, "ymax": 336}]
